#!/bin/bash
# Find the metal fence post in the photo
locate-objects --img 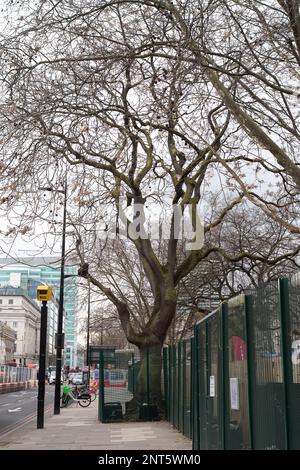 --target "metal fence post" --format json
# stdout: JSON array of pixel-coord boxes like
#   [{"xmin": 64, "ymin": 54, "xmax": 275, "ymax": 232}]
[
  {"xmin": 279, "ymin": 277, "xmax": 293, "ymax": 450},
  {"xmin": 191, "ymin": 337, "xmax": 194, "ymax": 441},
  {"xmin": 172, "ymin": 345, "xmax": 176, "ymax": 426},
  {"xmin": 146, "ymin": 347, "xmax": 150, "ymax": 420},
  {"xmin": 182, "ymin": 341, "xmax": 186, "ymax": 436},
  {"xmin": 193, "ymin": 325, "xmax": 200, "ymax": 450},
  {"xmin": 221, "ymin": 302, "xmax": 230, "ymax": 449},
  {"xmin": 98, "ymin": 350, "xmax": 105, "ymax": 422},
  {"xmin": 192, "ymin": 333, "xmax": 199, "ymax": 450},
  {"xmin": 188, "ymin": 338, "xmax": 192, "ymax": 438},
  {"xmin": 178, "ymin": 341, "xmax": 182, "ymax": 431},
  {"xmin": 244, "ymin": 294, "xmax": 255, "ymax": 449},
  {"xmin": 218, "ymin": 306, "xmax": 224, "ymax": 450},
  {"xmin": 163, "ymin": 347, "xmax": 169, "ymax": 420},
  {"xmin": 174, "ymin": 344, "xmax": 178, "ymax": 428},
  {"xmin": 206, "ymin": 320, "xmax": 212, "ymax": 447},
  {"xmin": 132, "ymin": 352, "xmax": 135, "ymax": 396},
  {"xmin": 168, "ymin": 346, "xmax": 172, "ymax": 423}
]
